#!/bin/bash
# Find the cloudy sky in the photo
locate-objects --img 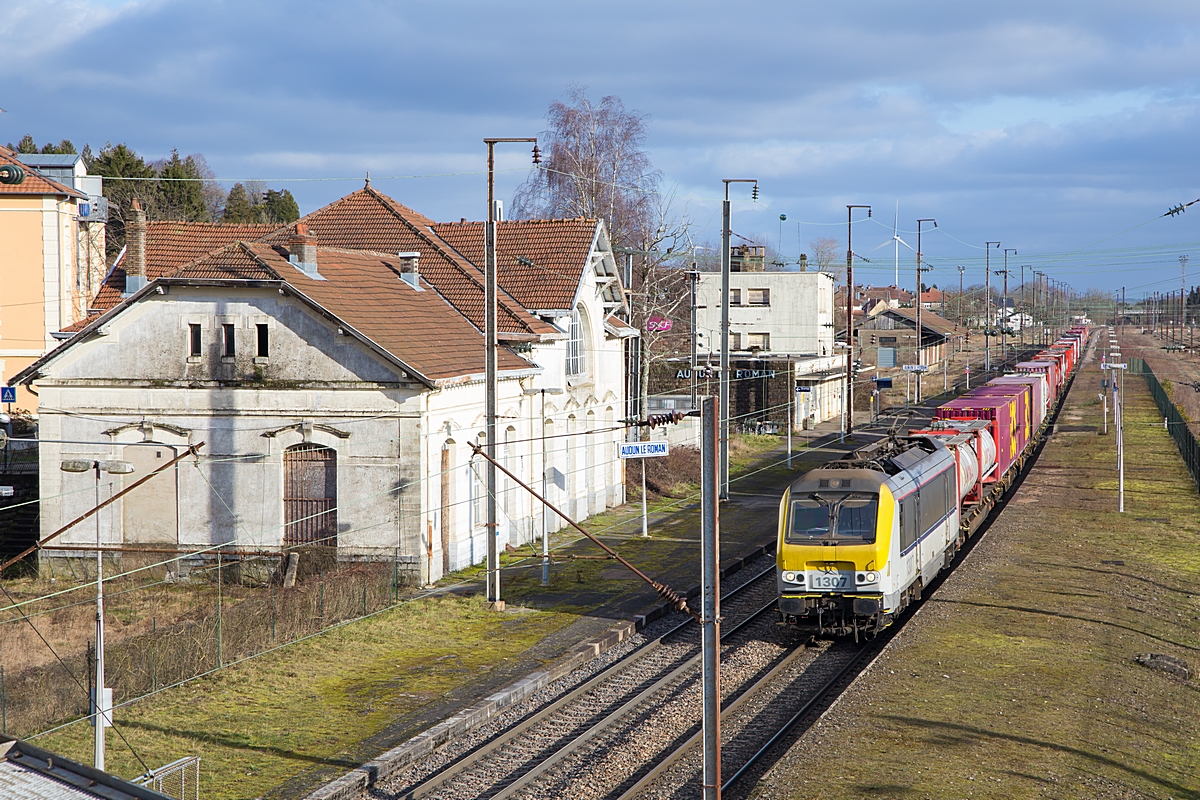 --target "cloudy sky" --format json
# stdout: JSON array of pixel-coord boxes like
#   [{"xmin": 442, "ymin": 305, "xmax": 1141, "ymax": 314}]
[{"xmin": 4, "ymin": 0, "xmax": 1200, "ymax": 295}]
